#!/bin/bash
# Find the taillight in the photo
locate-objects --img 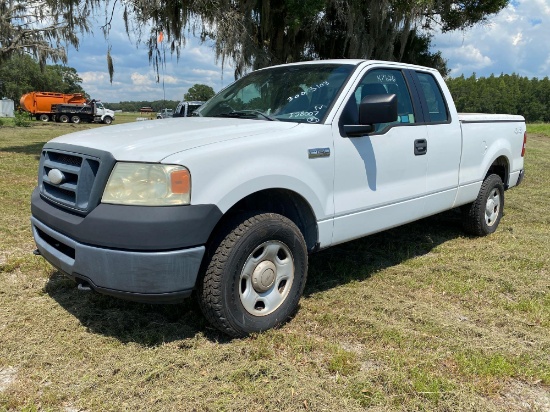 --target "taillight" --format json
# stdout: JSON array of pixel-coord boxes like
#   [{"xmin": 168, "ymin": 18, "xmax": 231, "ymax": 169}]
[{"xmin": 521, "ymin": 131, "xmax": 527, "ymax": 157}]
